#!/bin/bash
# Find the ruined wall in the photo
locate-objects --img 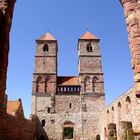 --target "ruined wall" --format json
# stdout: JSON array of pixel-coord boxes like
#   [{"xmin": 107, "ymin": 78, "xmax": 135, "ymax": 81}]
[
  {"xmin": 4, "ymin": 114, "xmax": 35, "ymax": 140},
  {"xmin": 120, "ymin": 0, "xmax": 140, "ymax": 96},
  {"xmin": 0, "ymin": 0, "xmax": 16, "ymax": 139},
  {"xmin": 0, "ymin": 0, "xmax": 16, "ymax": 113},
  {"xmin": 100, "ymin": 86, "xmax": 140, "ymax": 140},
  {"xmin": 0, "ymin": 2, "xmax": 36, "ymax": 139}
]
